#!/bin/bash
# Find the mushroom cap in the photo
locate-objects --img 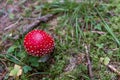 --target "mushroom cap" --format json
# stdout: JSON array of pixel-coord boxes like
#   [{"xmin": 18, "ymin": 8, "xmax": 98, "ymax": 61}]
[{"xmin": 24, "ymin": 29, "xmax": 54, "ymax": 57}]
